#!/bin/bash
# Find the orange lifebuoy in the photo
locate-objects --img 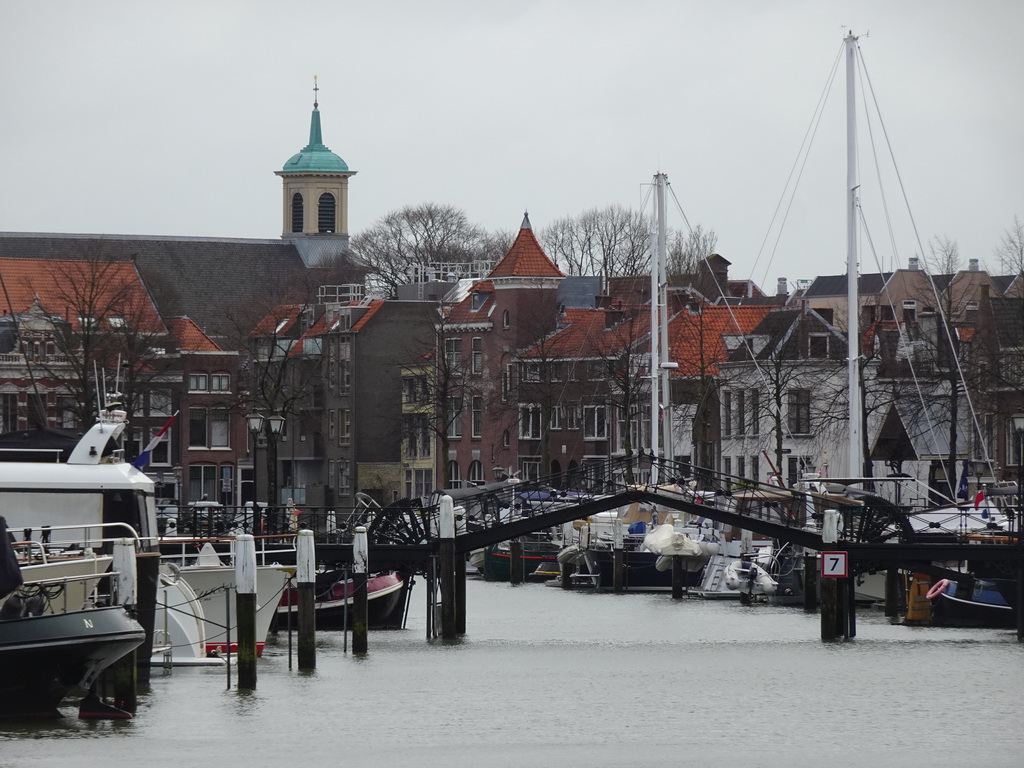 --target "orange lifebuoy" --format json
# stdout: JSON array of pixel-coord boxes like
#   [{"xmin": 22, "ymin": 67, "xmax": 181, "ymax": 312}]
[{"xmin": 926, "ymin": 579, "xmax": 950, "ymax": 600}]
